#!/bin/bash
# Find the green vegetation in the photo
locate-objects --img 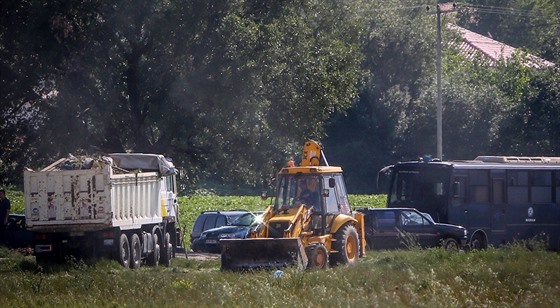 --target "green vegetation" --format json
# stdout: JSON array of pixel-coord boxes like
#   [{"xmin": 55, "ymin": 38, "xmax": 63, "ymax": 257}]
[
  {"xmin": 2, "ymin": 0, "xmax": 559, "ymax": 193},
  {"xmin": 5, "ymin": 189, "xmax": 24, "ymax": 214},
  {"xmin": 1, "ymin": 243, "xmax": 558, "ymax": 307}
]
